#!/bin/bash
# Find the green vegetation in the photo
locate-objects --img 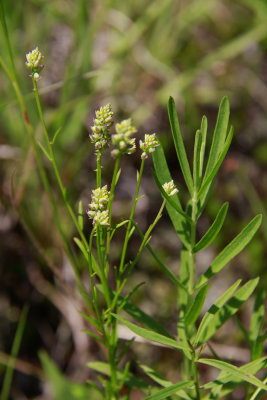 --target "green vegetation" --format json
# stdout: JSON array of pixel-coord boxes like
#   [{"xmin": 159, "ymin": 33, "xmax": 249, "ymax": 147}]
[{"xmin": 0, "ymin": 0, "xmax": 266, "ymax": 399}]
